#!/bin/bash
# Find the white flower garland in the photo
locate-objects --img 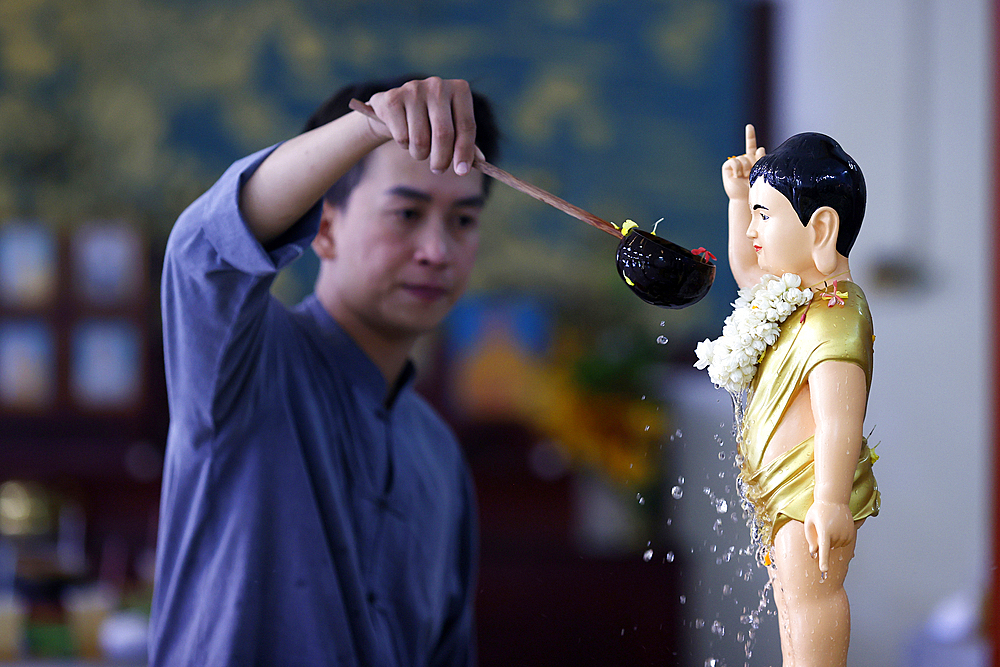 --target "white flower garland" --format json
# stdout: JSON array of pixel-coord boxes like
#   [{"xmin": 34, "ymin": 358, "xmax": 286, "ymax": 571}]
[{"xmin": 694, "ymin": 273, "xmax": 814, "ymax": 393}]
